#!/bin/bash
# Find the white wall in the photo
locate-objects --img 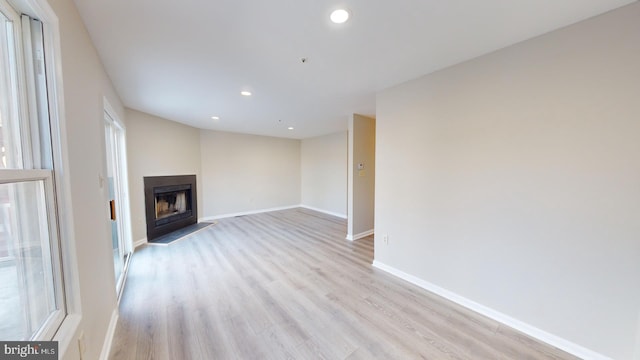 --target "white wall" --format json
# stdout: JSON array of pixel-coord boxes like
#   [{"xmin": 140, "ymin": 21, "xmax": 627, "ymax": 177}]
[
  {"xmin": 40, "ymin": 0, "xmax": 126, "ymax": 358},
  {"xmin": 200, "ymin": 130, "xmax": 301, "ymax": 218},
  {"xmin": 125, "ymin": 109, "xmax": 202, "ymax": 242},
  {"xmin": 375, "ymin": 3, "xmax": 640, "ymax": 359},
  {"xmin": 347, "ymin": 114, "xmax": 376, "ymax": 239},
  {"xmin": 301, "ymin": 132, "xmax": 347, "ymax": 218}
]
